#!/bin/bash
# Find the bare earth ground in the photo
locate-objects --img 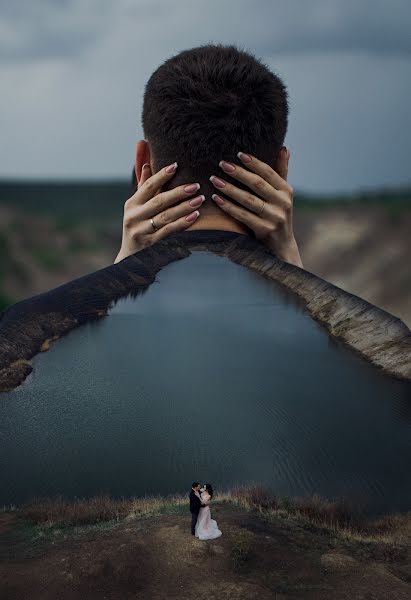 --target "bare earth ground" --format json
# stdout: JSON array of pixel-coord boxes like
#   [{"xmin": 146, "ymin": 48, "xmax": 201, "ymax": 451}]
[{"xmin": 1, "ymin": 503, "xmax": 410, "ymax": 600}]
